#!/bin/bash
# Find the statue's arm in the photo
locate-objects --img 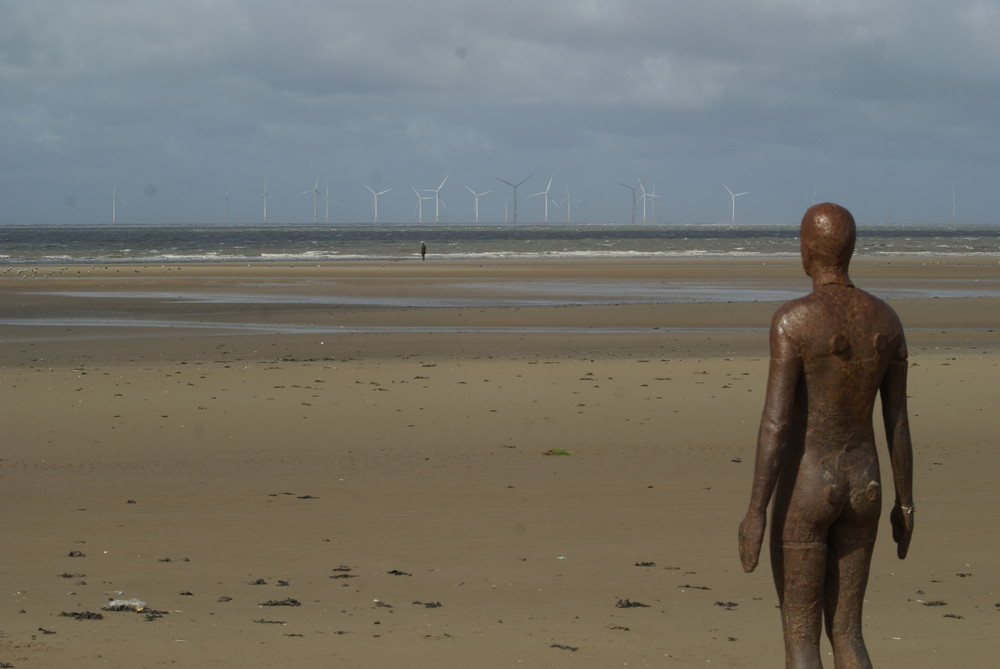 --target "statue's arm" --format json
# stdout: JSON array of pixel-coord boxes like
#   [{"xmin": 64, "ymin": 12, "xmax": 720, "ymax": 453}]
[
  {"xmin": 739, "ymin": 311, "xmax": 801, "ymax": 572},
  {"xmin": 881, "ymin": 332, "xmax": 914, "ymax": 559}
]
